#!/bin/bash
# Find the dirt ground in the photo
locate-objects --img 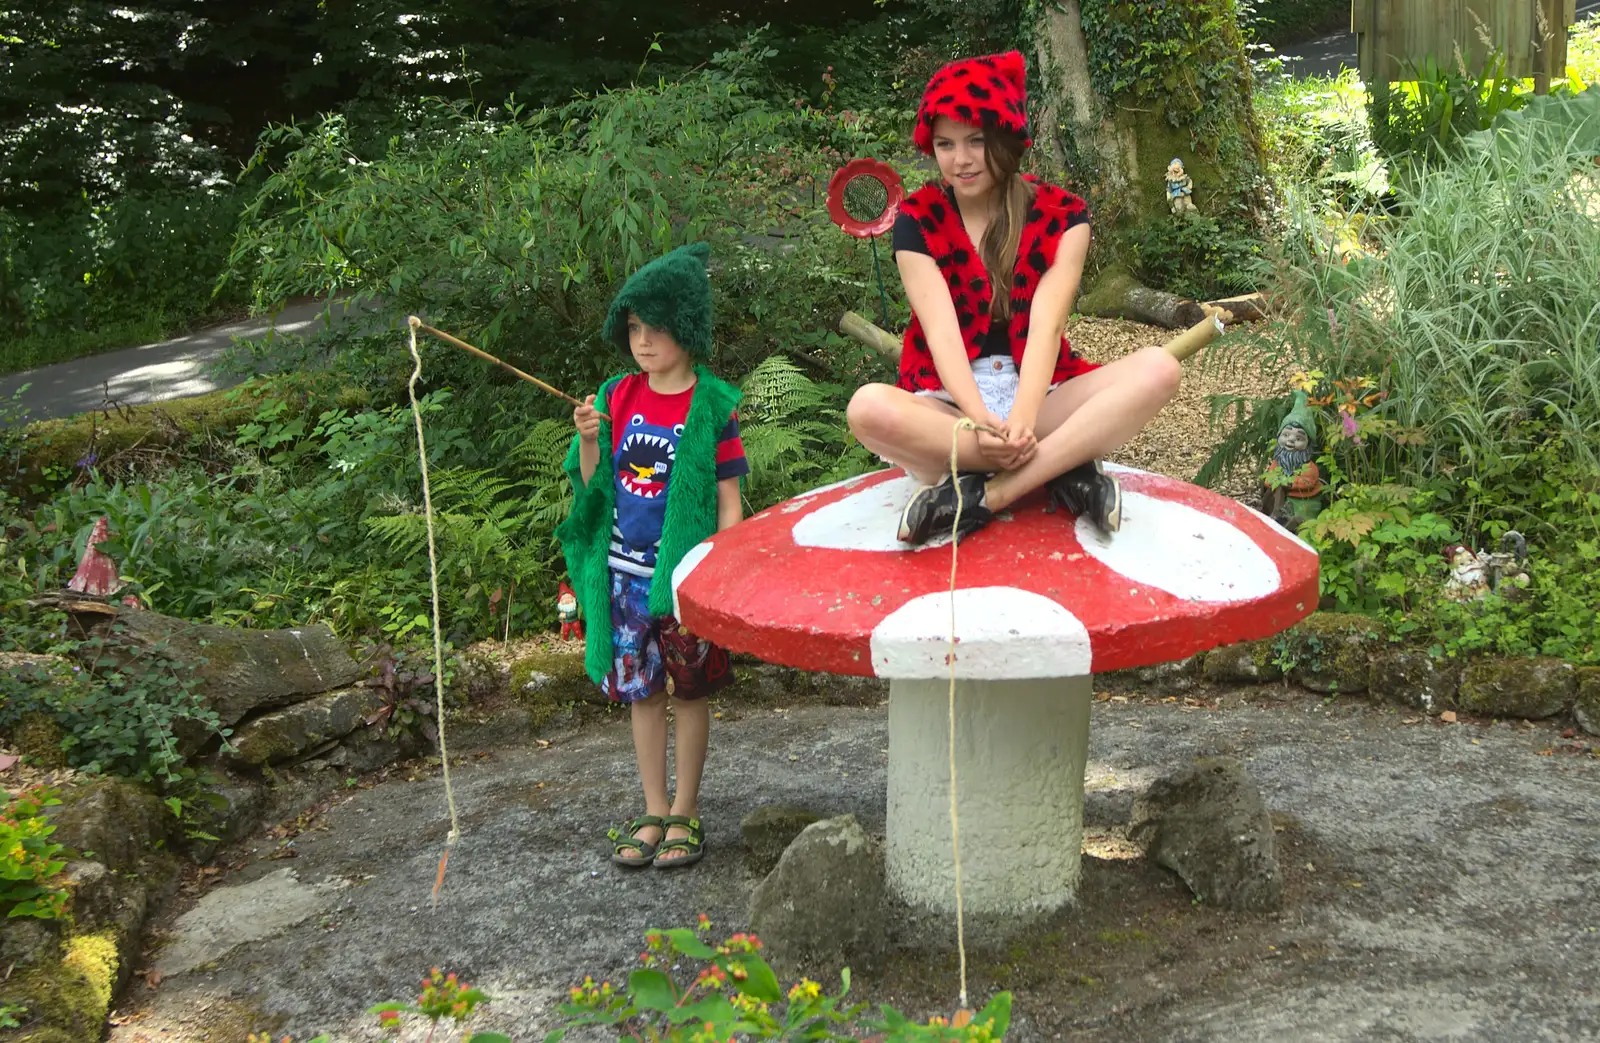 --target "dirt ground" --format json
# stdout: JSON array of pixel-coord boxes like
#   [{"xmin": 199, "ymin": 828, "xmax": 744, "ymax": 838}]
[
  {"xmin": 1068, "ymin": 315, "xmax": 1289, "ymax": 499},
  {"xmin": 104, "ymin": 666, "xmax": 1600, "ymax": 1043}
]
